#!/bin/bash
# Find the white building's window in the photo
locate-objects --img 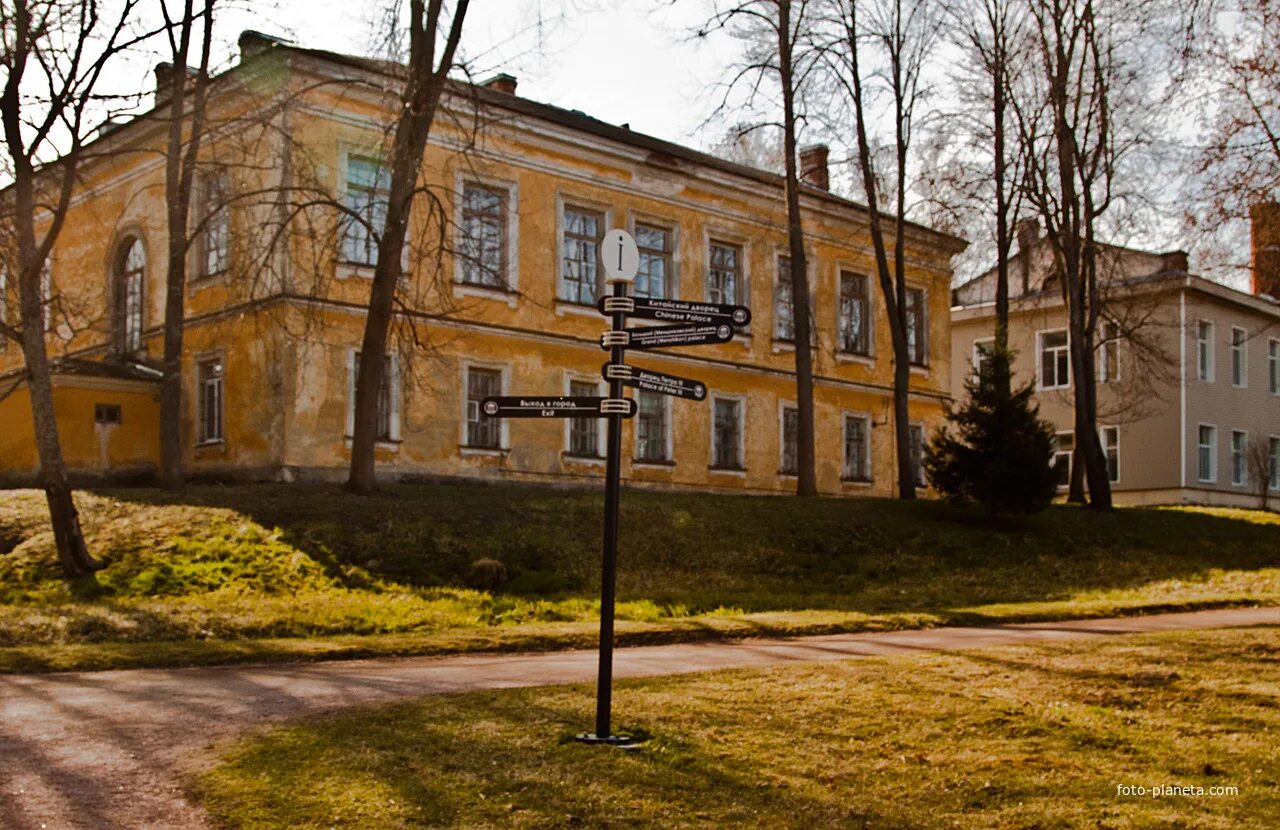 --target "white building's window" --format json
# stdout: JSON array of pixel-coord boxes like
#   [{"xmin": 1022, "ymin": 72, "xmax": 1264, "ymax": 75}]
[
  {"xmin": 465, "ymin": 367, "xmax": 502, "ymax": 448},
  {"xmin": 909, "ymin": 423, "xmax": 926, "ymax": 486},
  {"xmin": 197, "ymin": 358, "xmax": 224, "ymax": 444},
  {"xmin": 711, "ymin": 396, "xmax": 744, "ymax": 470},
  {"xmin": 1100, "ymin": 426, "xmax": 1119, "ymax": 483},
  {"xmin": 459, "ymin": 183, "xmax": 507, "ymax": 288},
  {"xmin": 1270, "ymin": 437, "xmax": 1280, "ymax": 492},
  {"xmin": 347, "ymin": 351, "xmax": 399, "ymax": 443},
  {"xmin": 1198, "ymin": 424, "xmax": 1217, "ymax": 483},
  {"xmin": 1054, "ymin": 432, "xmax": 1074, "ymax": 489},
  {"xmin": 838, "ymin": 271, "xmax": 870, "ymax": 355},
  {"xmin": 973, "ymin": 338, "xmax": 995, "ymax": 379},
  {"xmin": 560, "ymin": 205, "xmax": 603, "ymax": 304},
  {"xmin": 342, "ymin": 155, "xmax": 390, "ymax": 267},
  {"xmin": 1270, "ymin": 339, "xmax": 1280, "ymax": 395},
  {"xmin": 634, "ymin": 223, "xmax": 672, "ymax": 299},
  {"xmin": 1231, "ymin": 327, "xmax": 1247, "ymax": 387},
  {"xmin": 114, "ymin": 237, "xmax": 145, "ymax": 353},
  {"xmin": 780, "ymin": 405, "xmax": 799, "ymax": 475},
  {"xmin": 1038, "ymin": 330, "xmax": 1070, "ymax": 389},
  {"xmin": 1197, "ymin": 320, "xmax": 1214, "ymax": 382},
  {"xmin": 635, "ymin": 390, "xmax": 670, "ymax": 463},
  {"xmin": 1231, "ymin": 430, "xmax": 1248, "ymax": 486},
  {"xmin": 708, "ymin": 241, "xmax": 741, "ymax": 306},
  {"xmin": 905, "ymin": 287, "xmax": 927, "ymax": 366},
  {"xmin": 200, "ymin": 169, "xmax": 230, "ymax": 278},
  {"xmin": 568, "ymin": 379, "xmax": 601, "ymax": 457},
  {"xmin": 843, "ymin": 414, "xmax": 871, "ymax": 482},
  {"xmin": 1098, "ymin": 321, "xmax": 1120, "ymax": 383}
]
